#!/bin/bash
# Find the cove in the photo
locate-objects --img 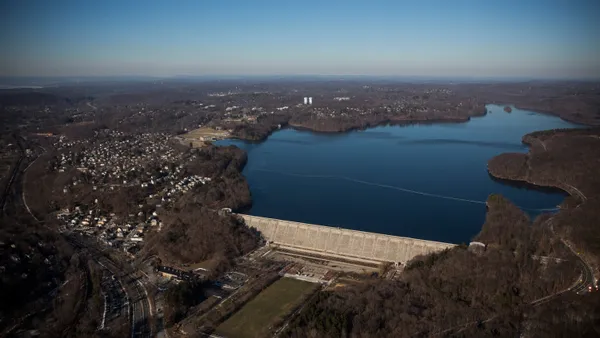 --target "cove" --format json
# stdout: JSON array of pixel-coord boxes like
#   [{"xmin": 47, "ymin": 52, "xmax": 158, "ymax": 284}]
[{"xmin": 216, "ymin": 104, "xmax": 581, "ymax": 244}]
